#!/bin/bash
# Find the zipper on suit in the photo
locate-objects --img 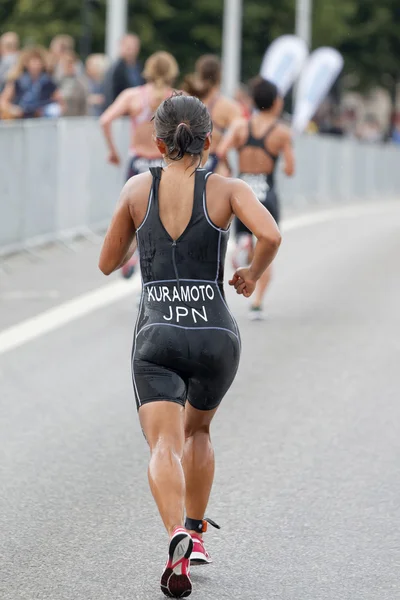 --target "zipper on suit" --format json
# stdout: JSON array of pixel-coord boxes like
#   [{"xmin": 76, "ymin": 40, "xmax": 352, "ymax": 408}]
[{"xmin": 171, "ymin": 240, "xmax": 180, "ymax": 289}]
